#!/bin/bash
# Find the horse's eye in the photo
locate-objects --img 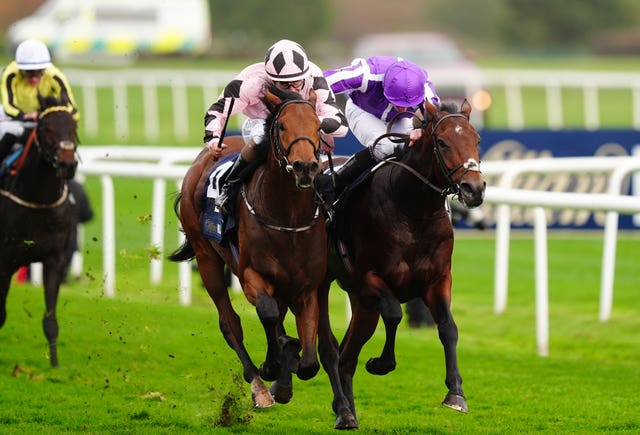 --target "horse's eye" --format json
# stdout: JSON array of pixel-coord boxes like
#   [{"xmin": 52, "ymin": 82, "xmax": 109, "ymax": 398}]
[
  {"xmin": 278, "ymin": 122, "xmax": 285, "ymax": 132},
  {"xmin": 437, "ymin": 138, "xmax": 448, "ymax": 148}
]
